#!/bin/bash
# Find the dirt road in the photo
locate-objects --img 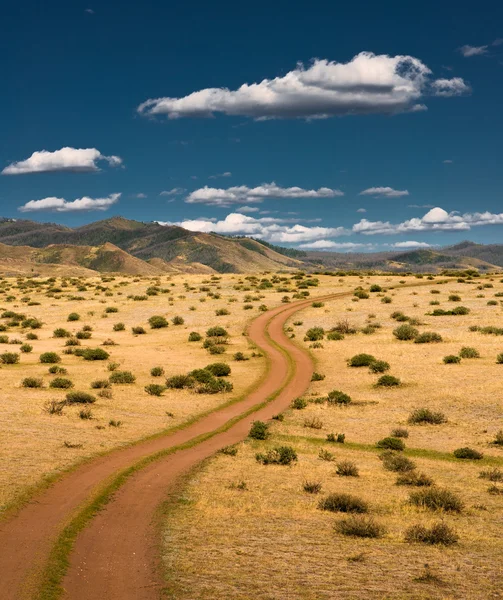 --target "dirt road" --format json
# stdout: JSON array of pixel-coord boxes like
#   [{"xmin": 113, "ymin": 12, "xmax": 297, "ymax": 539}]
[{"xmin": 0, "ymin": 292, "xmax": 345, "ymax": 599}]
